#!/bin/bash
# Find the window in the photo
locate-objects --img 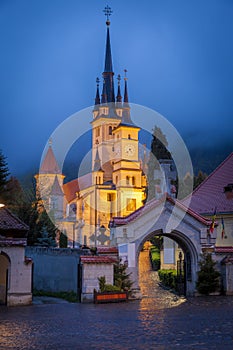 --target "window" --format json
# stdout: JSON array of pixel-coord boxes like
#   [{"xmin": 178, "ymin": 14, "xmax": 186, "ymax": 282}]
[
  {"xmin": 126, "ymin": 176, "xmax": 130, "ymax": 185},
  {"xmin": 128, "ymin": 134, "xmax": 131, "ymax": 139},
  {"xmin": 132, "ymin": 176, "xmax": 135, "ymax": 186},
  {"xmin": 109, "ymin": 126, "xmax": 113, "ymax": 135},
  {"xmin": 126, "ymin": 198, "xmax": 136, "ymax": 212},
  {"xmin": 116, "ymin": 176, "xmax": 118, "ymax": 184},
  {"xmin": 107, "ymin": 193, "xmax": 112, "ymax": 201},
  {"xmin": 96, "ymin": 127, "xmax": 100, "ymax": 137}
]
